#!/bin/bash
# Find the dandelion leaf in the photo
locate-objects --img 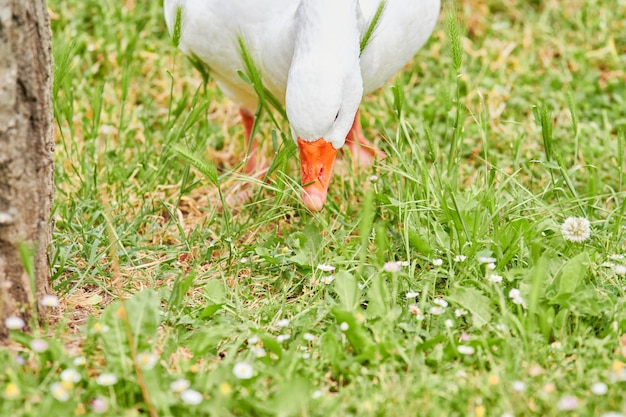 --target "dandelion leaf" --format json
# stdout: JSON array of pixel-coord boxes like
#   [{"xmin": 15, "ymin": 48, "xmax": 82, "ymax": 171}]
[
  {"xmin": 269, "ymin": 377, "xmax": 310, "ymax": 417},
  {"xmin": 333, "ymin": 270, "xmax": 360, "ymax": 311},
  {"xmin": 288, "ymin": 249, "xmax": 310, "ymax": 268},
  {"xmin": 549, "ymin": 289, "xmax": 605, "ymax": 317},
  {"xmin": 260, "ymin": 335, "xmax": 283, "ymax": 359},
  {"xmin": 408, "ymin": 230, "xmax": 434, "ymax": 255},
  {"xmin": 448, "ymin": 287, "xmax": 491, "ymax": 328},
  {"xmin": 366, "ymin": 274, "xmax": 390, "ymax": 318},
  {"xmin": 168, "ymin": 272, "xmax": 195, "ymax": 311},
  {"xmin": 99, "ymin": 289, "xmax": 161, "ymax": 368},
  {"xmin": 556, "ymin": 252, "xmax": 590, "ymax": 295},
  {"xmin": 331, "ymin": 308, "xmax": 376, "ymax": 360},
  {"xmin": 186, "ymin": 326, "xmax": 233, "ymax": 357},
  {"xmin": 303, "ymin": 224, "xmax": 322, "ymax": 254},
  {"xmin": 415, "ymin": 334, "xmax": 446, "ymax": 352},
  {"xmin": 197, "ymin": 303, "xmax": 222, "ymax": 320},
  {"xmin": 319, "ymin": 331, "xmax": 342, "ymax": 367},
  {"xmin": 205, "ymin": 278, "xmax": 227, "ymax": 304},
  {"xmin": 287, "ymin": 227, "xmax": 320, "ymax": 267},
  {"xmin": 197, "ymin": 279, "xmax": 227, "ymax": 319}
]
